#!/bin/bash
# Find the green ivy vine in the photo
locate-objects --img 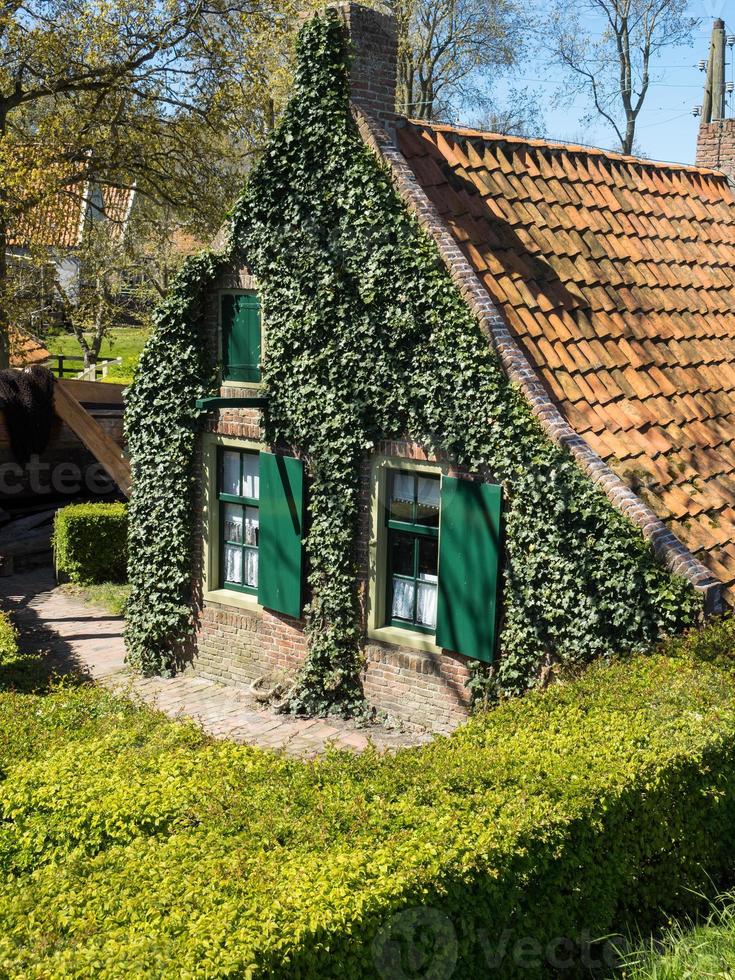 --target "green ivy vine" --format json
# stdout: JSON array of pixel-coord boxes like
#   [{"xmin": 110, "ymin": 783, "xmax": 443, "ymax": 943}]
[
  {"xmin": 124, "ymin": 252, "xmax": 217, "ymax": 674},
  {"xmin": 126, "ymin": 11, "xmax": 701, "ymax": 710}
]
